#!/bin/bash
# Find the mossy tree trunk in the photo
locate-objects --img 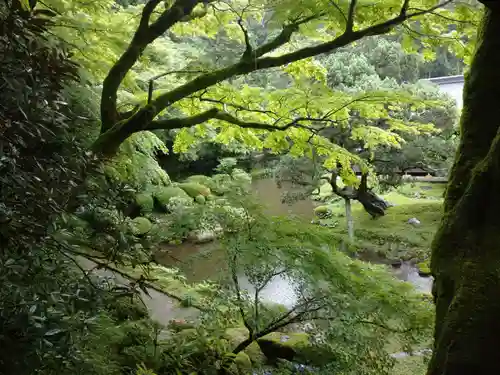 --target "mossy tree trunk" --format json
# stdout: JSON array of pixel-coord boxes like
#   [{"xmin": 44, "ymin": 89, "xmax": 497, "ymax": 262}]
[{"xmin": 428, "ymin": 5, "xmax": 500, "ymax": 375}]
